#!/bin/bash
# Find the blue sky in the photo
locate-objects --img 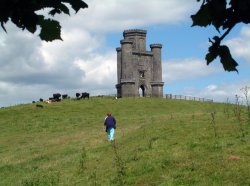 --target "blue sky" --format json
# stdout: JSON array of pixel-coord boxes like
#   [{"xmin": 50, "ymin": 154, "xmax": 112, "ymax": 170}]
[{"xmin": 0, "ymin": 0, "xmax": 249, "ymax": 107}]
